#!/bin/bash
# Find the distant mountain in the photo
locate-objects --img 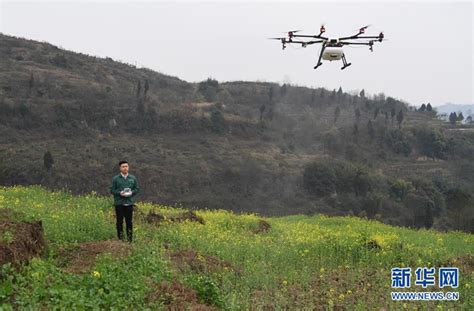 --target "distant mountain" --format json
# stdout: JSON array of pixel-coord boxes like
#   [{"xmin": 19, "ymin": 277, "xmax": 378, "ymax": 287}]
[
  {"xmin": 435, "ymin": 103, "xmax": 474, "ymax": 121},
  {"xmin": 1, "ymin": 33, "xmax": 473, "ymax": 232}
]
